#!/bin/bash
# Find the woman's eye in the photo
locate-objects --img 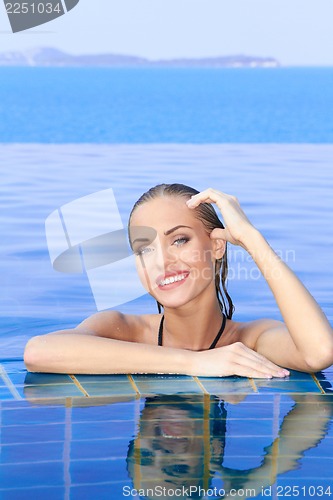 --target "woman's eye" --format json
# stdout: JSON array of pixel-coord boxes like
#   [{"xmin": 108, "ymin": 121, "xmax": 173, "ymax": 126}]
[
  {"xmin": 134, "ymin": 448, "xmax": 155, "ymax": 466},
  {"xmin": 173, "ymin": 237, "xmax": 189, "ymax": 246},
  {"xmin": 135, "ymin": 246, "xmax": 154, "ymax": 256}
]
